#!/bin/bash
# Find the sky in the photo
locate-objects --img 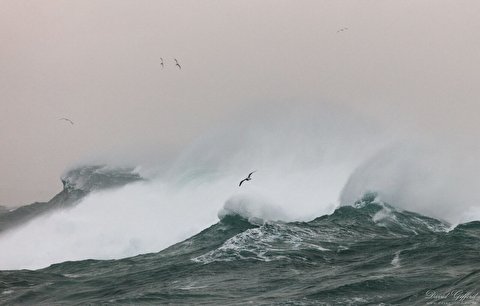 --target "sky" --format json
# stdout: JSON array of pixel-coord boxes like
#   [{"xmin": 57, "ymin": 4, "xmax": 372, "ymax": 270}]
[{"xmin": 1, "ymin": 0, "xmax": 480, "ymax": 207}]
